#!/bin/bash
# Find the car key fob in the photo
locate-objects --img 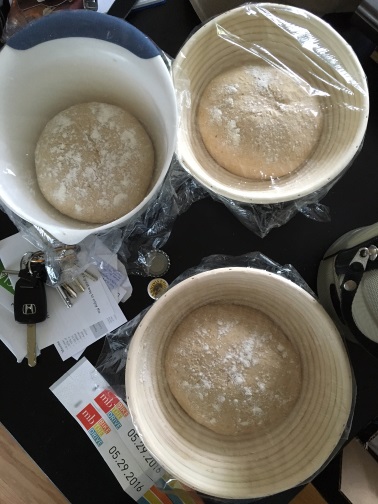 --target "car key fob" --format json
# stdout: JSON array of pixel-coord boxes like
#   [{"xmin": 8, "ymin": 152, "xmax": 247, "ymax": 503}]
[
  {"xmin": 14, "ymin": 275, "xmax": 47, "ymax": 324},
  {"xmin": 14, "ymin": 269, "xmax": 47, "ymax": 367}
]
